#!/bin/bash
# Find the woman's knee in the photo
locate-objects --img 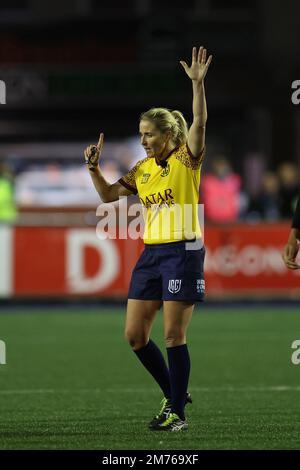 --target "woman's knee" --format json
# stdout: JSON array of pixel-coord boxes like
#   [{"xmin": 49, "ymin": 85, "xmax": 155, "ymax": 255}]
[
  {"xmin": 164, "ymin": 330, "xmax": 186, "ymax": 348},
  {"xmin": 124, "ymin": 329, "xmax": 148, "ymax": 350}
]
